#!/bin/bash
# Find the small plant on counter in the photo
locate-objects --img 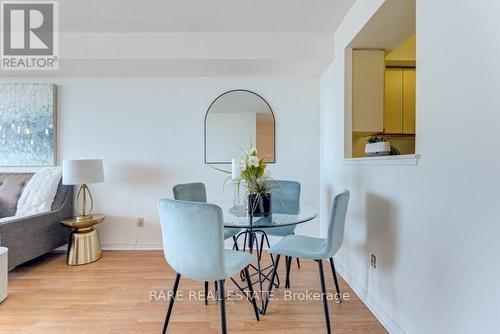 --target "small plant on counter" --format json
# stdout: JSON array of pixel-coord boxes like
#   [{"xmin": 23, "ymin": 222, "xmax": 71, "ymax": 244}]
[
  {"xmin": 365, "ymin": 136, "xmax": 390, "ymax": 156},
  {"xmin": 367, "ymin": 136, "xmax": 386, "ymax": 144}
]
